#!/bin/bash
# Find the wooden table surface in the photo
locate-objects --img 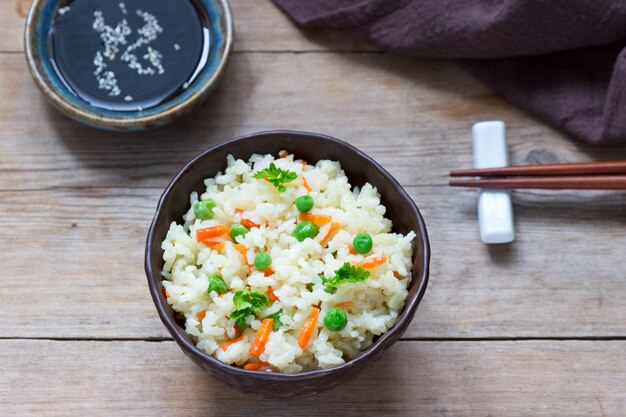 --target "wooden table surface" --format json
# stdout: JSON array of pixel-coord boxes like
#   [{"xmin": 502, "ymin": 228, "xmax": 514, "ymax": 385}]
[{"xmin": 2, "ymin": 1, "xmax": 626, "ymax": 415}]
